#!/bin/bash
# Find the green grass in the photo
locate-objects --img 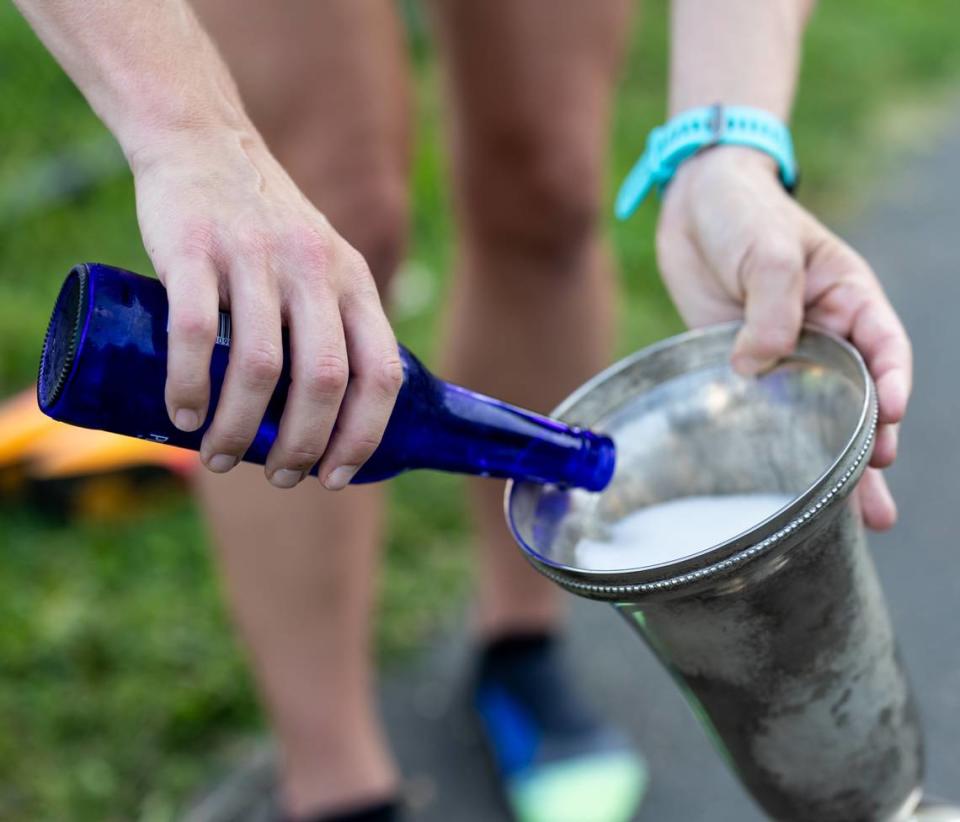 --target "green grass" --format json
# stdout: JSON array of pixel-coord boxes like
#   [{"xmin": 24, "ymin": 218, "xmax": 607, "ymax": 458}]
[{"xmin": 3, "ymin": 1, "xmax": 960, "ymax": 819}]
